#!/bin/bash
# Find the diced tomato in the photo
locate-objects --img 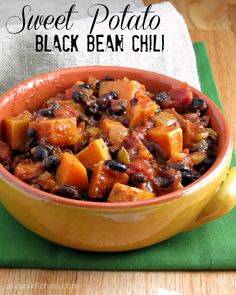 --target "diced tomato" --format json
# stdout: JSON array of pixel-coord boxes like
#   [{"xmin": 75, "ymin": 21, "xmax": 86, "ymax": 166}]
[
  {"xmin": 168, "ymin": 83, "xmax": 193, "ymax": 109},
  {"xmin": 128, "ymin": 159, "xmax": 155, "ymax": 180},
  {"xmin": 124, "ymin": 134, "xmax": 153, "ymax": 161}
]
